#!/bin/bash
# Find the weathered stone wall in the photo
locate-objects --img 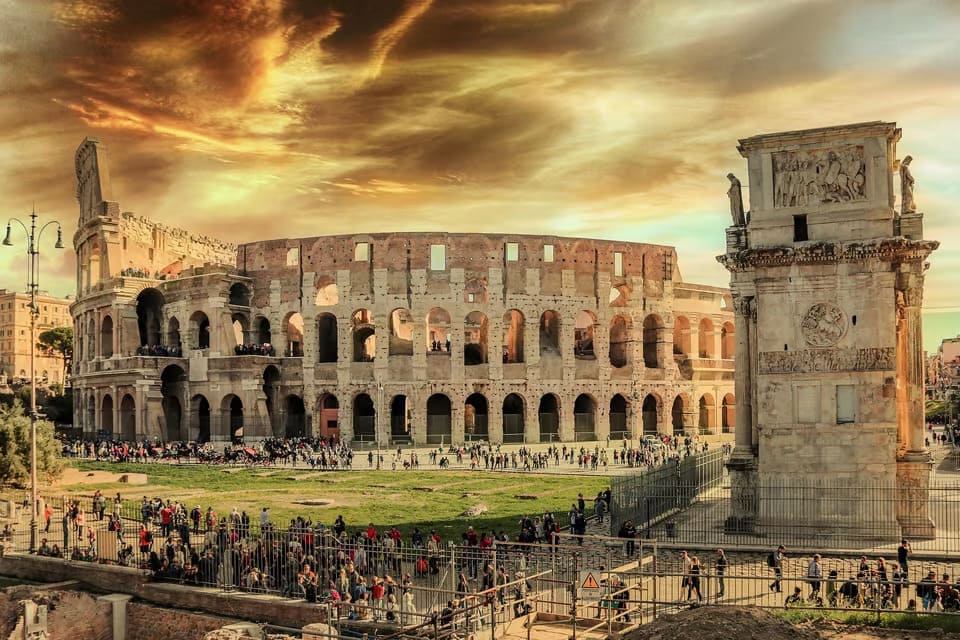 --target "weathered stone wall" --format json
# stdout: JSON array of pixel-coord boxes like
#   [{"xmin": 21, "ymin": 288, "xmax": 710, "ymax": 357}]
[
  {"xmin": 0, "ymin": 588, "xmax": 111, "ymax": 640},
  {"xmin": 127, "ymin": 602, "xmax": 226, "ymax": 640}
]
